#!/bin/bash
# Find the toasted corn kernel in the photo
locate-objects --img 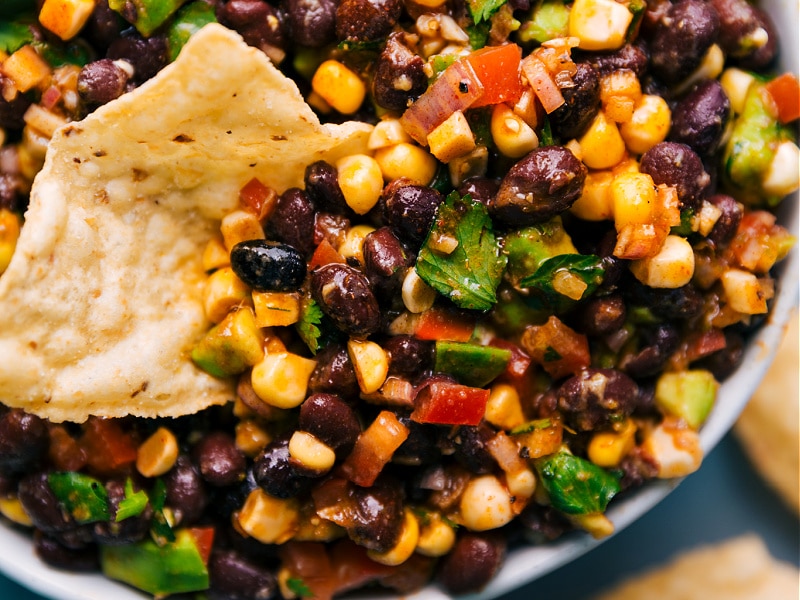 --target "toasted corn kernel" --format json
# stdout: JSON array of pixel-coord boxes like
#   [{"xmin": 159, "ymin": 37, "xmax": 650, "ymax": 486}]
[
  {"xmin": 0, "ymin": 497, "xmax": 32, "ymax": 527},
  {"xmin": 401, "ymin": 268, "xmax": 437, "ymax": 314},
  {"xmin": 416, "ymin": 512, "xmax": 457, "ymax": 557},
  {"xmin": 311, "ymin": 60, "xmax": 366, "ymax": 114},
  {"xmin": 220, "ymin": 209, "xmax": 265, "ymax": 251},
  {"xmin": 337, "ymin": 224, "xmax": 375, "ymax": 265},
  {"xmin": 288, "ymin": 431, "xmax": 336, "ymax": 473},
  {"xmin": 587, "ymin": 419, "xmax": 637, "ymax": 467},
  {"xmin": 337, "ymin": 154, "xmax": 384, "ymax": 215},
  {"xmin": 202, "ymin": 235, "xmax": 230, "ymax": 272},
  {"xmin": 427, "ymin": 110, "xmax": 476, "ymax": 163},
  {"xmin": 347, "ymin": 339, "xmax": 389, "ymax": 394},
  {"xmin": 251, "ymin": 352, "xmax": 317, "ymax": 409},
  {"xmin": 368, "ymin": 118, "xmax": 413, "ymax": 150},
  {"xmin": 630, "ymin": 234, "xmax": 695, "ymax": 289},
  {"xmin": 484, "ymin": 383, "xmax": 526, "ymax": 431},
  {"xmin": 136, "ymin": 427, "xmax": 179, "ymax": 477},
  {"xmin": 236, "ymin": 488, "xmax": 299, "ymax": 544},
  {"xmin": 374, "ymin": 142, "xmax": 438, "ymax": 185},
  {"xmin": 204, "ymin": 266, "xmax": 251, "ymax": 323},
  {"xmin": 252, "ymin": 291, "xmax": 301, "ymax": 327}
]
